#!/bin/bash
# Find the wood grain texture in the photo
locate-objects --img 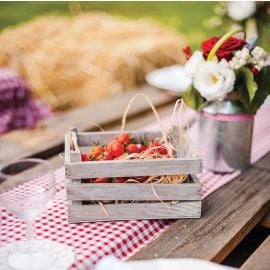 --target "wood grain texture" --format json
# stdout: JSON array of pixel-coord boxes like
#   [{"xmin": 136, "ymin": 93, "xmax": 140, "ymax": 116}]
[
  {"xmin": 65, "ymin": 157, "xmax": 202, "ymax": 178},
  {"xmin": 68, "ymin": 201, "xmax": 201, "ymax": 223},
  {"xmin": 130, "ymin": 154, "xmax": 270, "ymax": 263},
  {"xmin": 256, "ymin": 153, "xmax": 270, "ymax": 228},
  {"xmin": 241, "ymin": 236, "xmax": 270, "ymax": 270},
  {"xmin": 0, "ymin": 86, "xmax": 175, "ymax": 163},
  {"xmin": 66, "ymin": 178, "xmax": 201, "ymax": 201},
  {"xmin": 254, "ymin": 152, "xmax": 270, "ymax": 171},
  {"xmin": 260, "ymin": 212, "xmax": 270, "ymax": 229}
]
